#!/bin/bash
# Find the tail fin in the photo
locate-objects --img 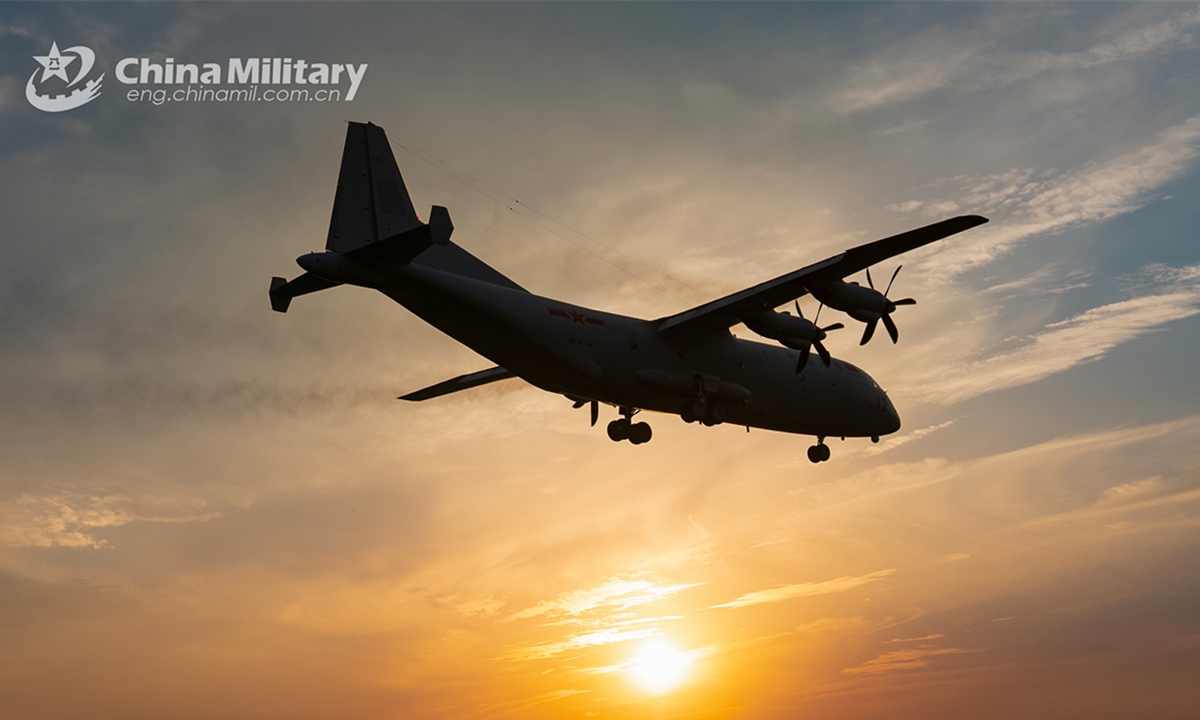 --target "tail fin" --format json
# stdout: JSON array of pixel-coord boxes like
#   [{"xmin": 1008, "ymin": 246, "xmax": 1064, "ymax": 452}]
[
  {"xmin": 326, "ymin": 122, "xmax": 422, "ymax": 253},
  {"xmin": 271, "ymin": 121, "xmax": 528, "ymax": 314}
]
